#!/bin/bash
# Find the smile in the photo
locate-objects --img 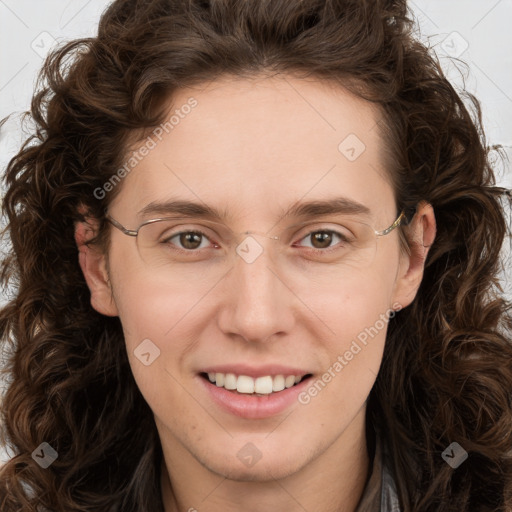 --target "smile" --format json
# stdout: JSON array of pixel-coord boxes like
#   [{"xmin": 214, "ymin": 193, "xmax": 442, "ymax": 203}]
[{"xmin": 202, "ymin": 372, "xmax": 310, "ymax": 395}]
